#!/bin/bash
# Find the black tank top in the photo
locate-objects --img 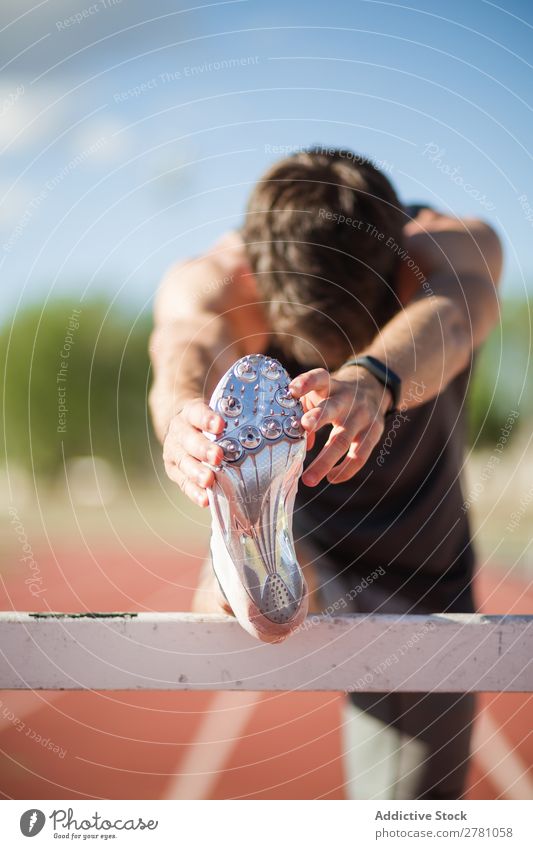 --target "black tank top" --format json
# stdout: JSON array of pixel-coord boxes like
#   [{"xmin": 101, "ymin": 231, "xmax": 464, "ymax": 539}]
[{"xmin": 266, "ymin": 204, "xmax": 475, "ymax": 613}]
